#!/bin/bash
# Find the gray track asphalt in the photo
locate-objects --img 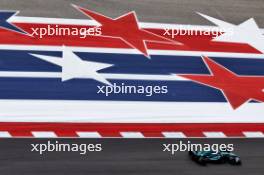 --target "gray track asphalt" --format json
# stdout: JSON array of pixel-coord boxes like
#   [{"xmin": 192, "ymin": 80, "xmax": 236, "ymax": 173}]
[
  {"xmin": 0, "ymin": 0, "xmax": 264, "ymax": 26},
  {"xmin": 0, "ymin": 0, "xmax": 263, "ymax": 175},
  {"xmin": 0, "ymin": 139, "xmax": 263, "ymax": 175}
]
